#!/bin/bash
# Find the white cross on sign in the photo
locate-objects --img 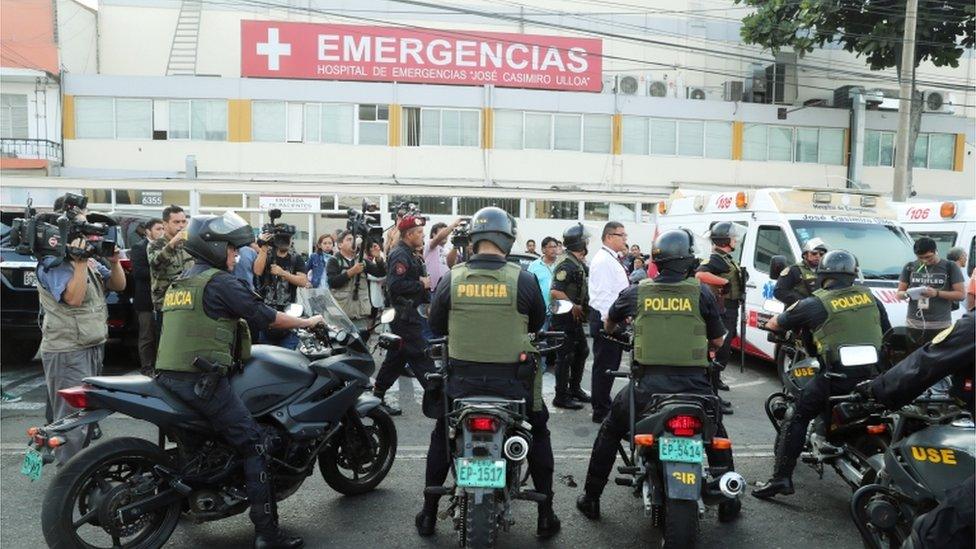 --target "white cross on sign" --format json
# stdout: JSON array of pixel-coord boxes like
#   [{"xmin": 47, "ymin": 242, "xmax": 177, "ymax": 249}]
[{"xmin": 256, "ymin": 28, "xmax": 291, "ymax": 71}]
